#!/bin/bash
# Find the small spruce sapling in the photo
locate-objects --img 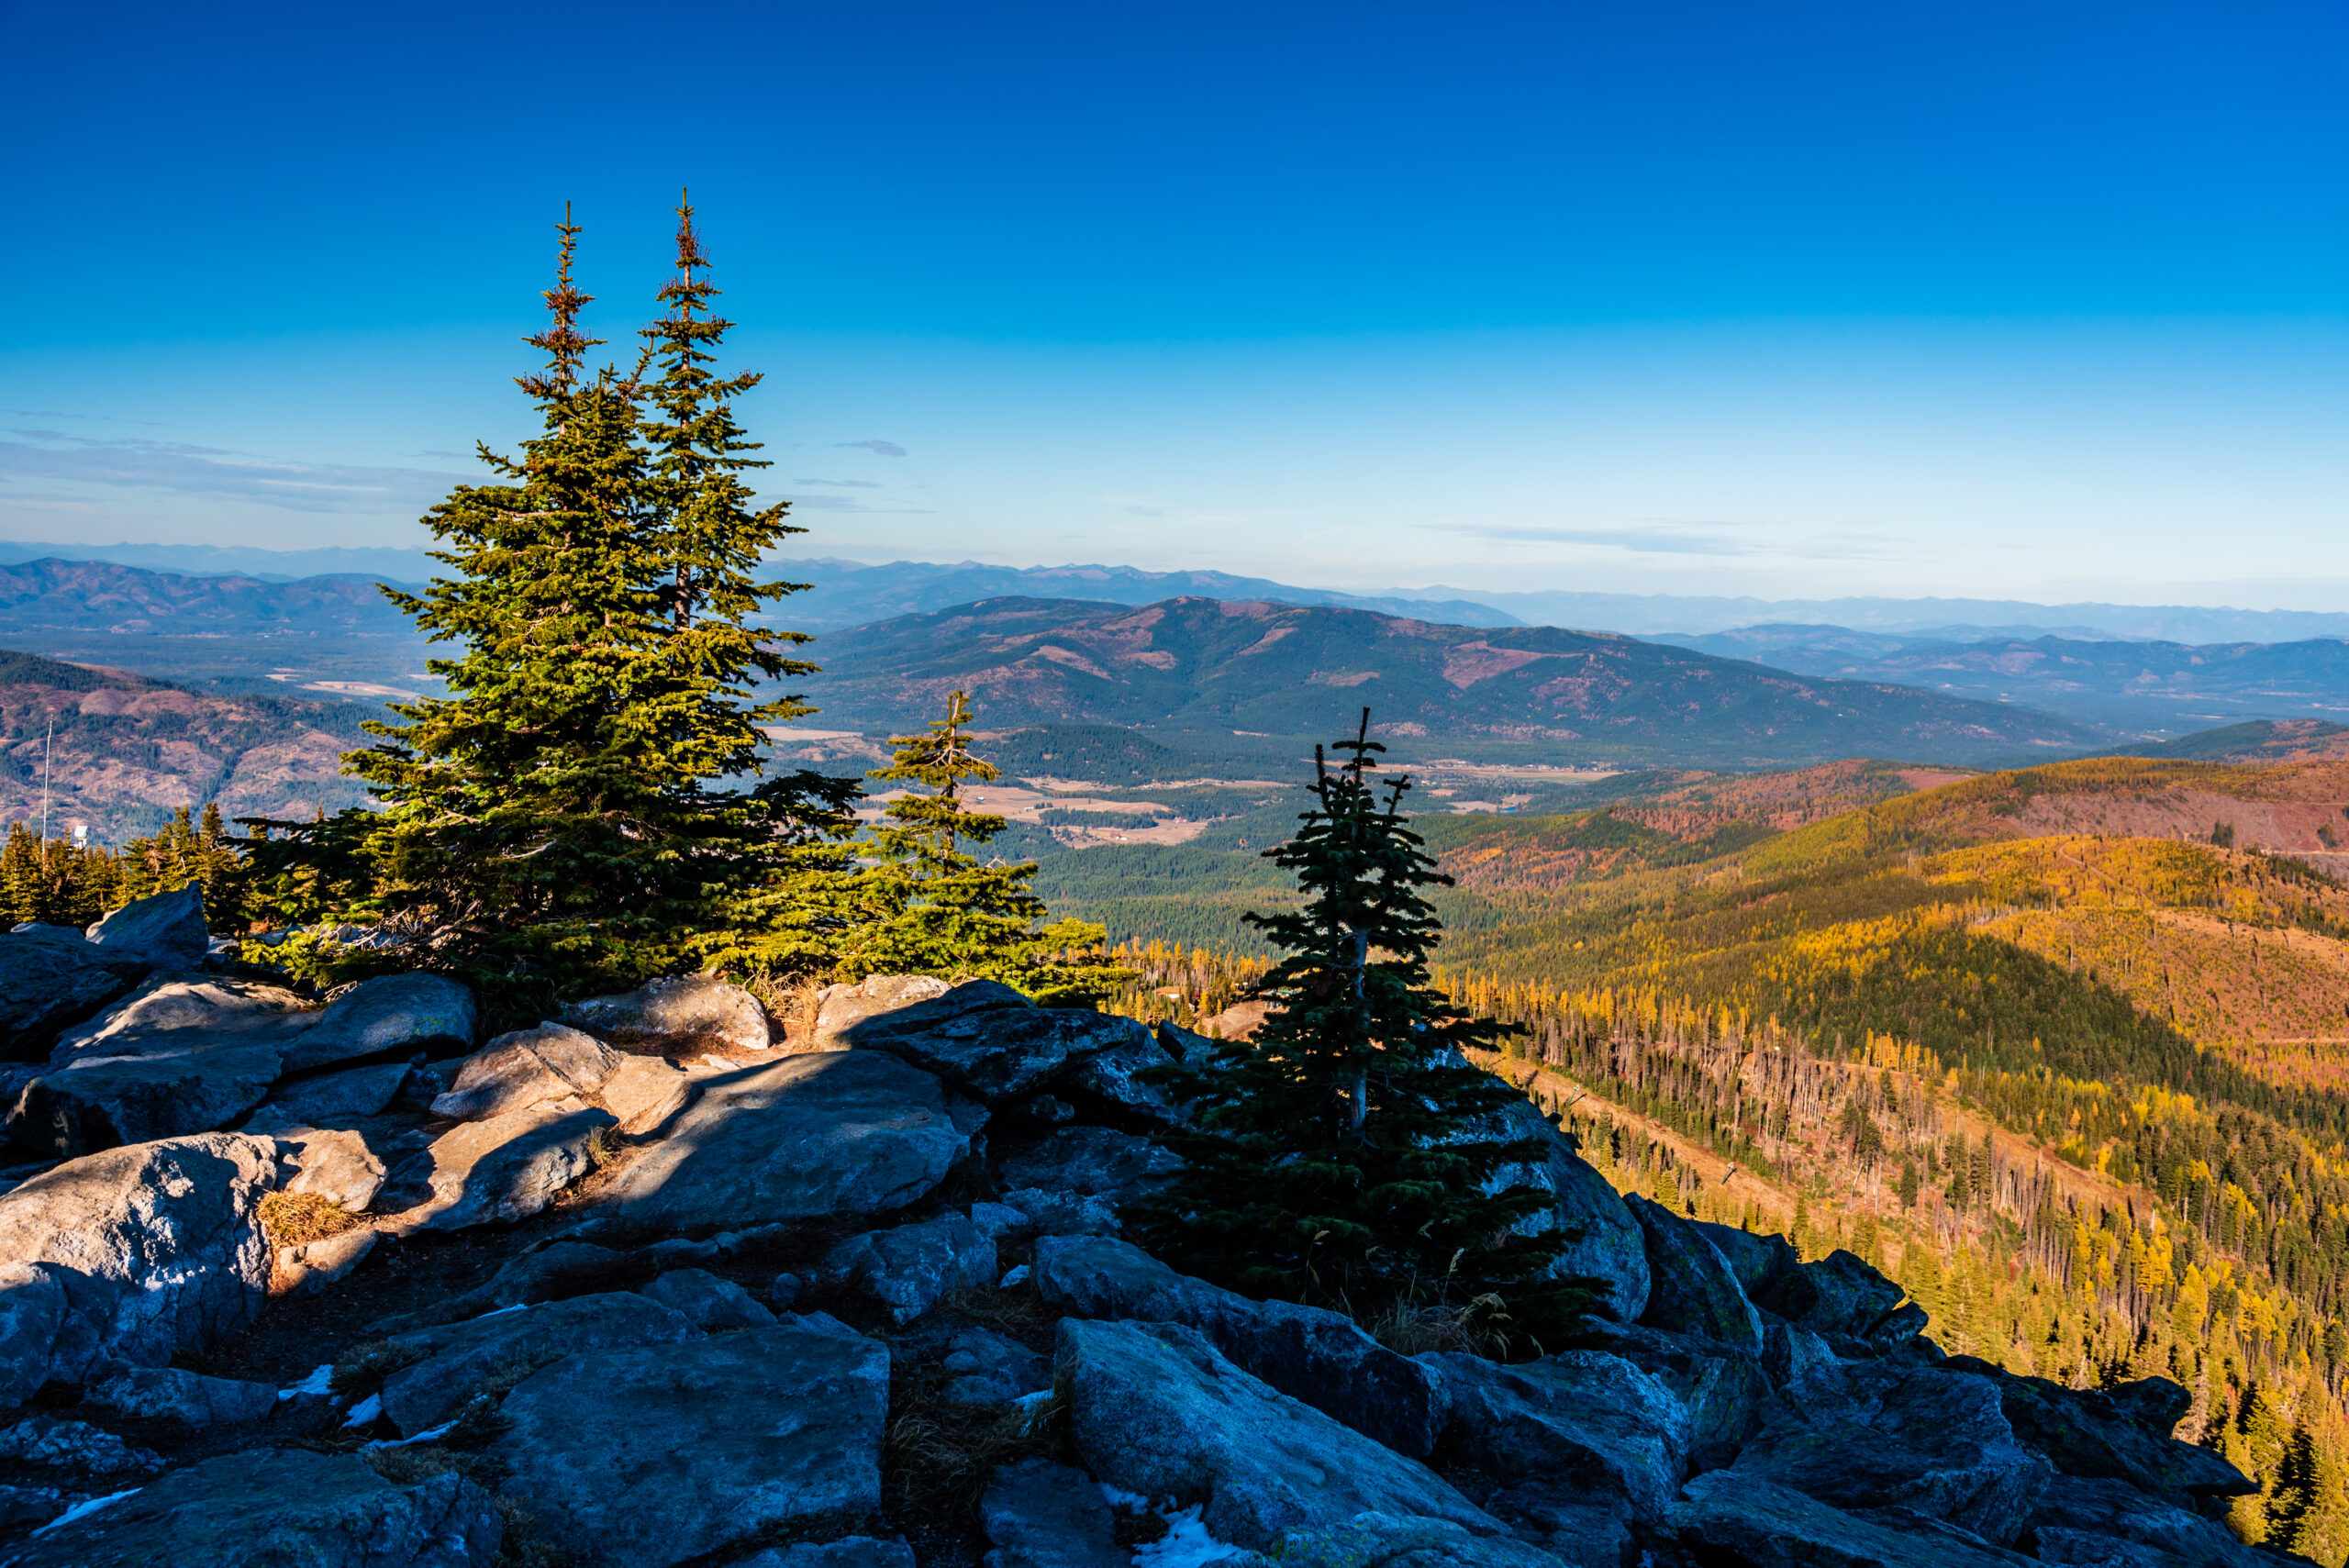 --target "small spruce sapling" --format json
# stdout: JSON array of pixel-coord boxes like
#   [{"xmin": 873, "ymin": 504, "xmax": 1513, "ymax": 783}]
[
  {"xmin": 846, "ymin": 690, "xmax": 1121, "ymax": 1005},
  {"xmin": 1130, "ymin": 708, "xmax": 1588, "ymax": 1352}
]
